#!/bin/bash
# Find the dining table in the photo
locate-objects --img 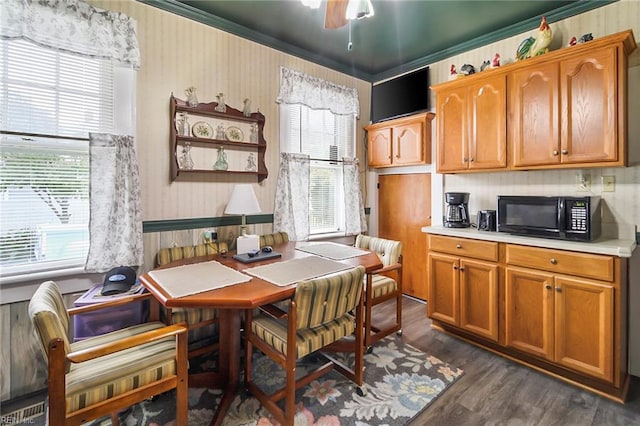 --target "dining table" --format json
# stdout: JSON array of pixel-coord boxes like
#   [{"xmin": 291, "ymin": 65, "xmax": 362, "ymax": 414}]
[{"xmin": 139, "ymin": 241, "xmax": 383, "ymax": 426}]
